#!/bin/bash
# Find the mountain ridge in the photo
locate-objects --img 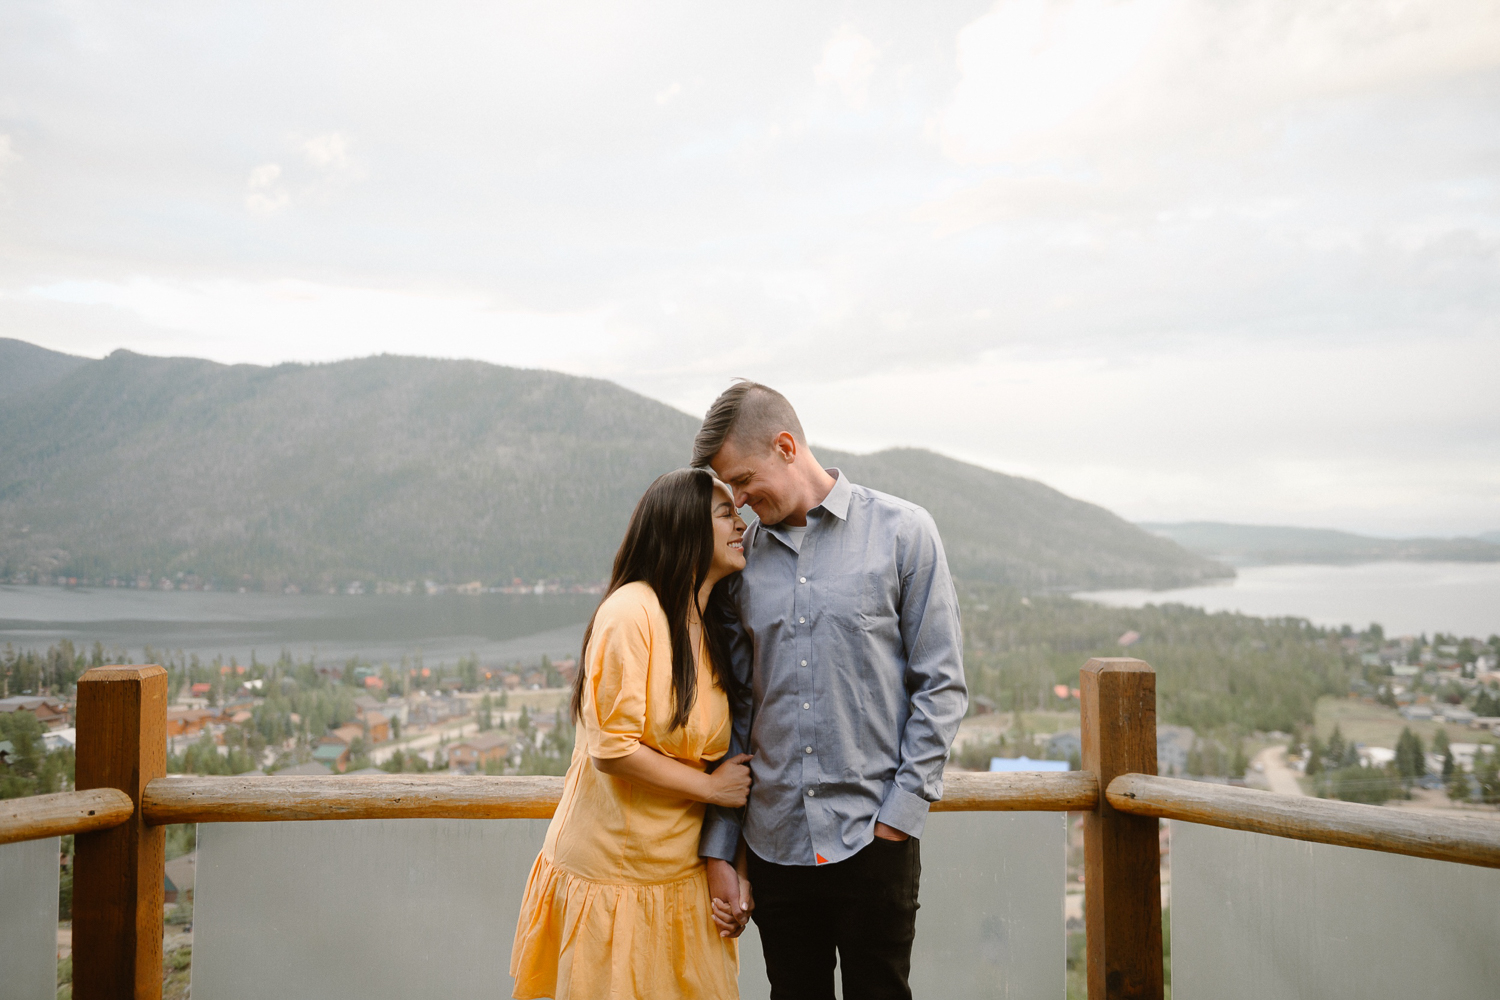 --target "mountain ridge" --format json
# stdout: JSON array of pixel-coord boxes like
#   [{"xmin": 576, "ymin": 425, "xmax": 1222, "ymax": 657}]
[
  {"xmin": 0, "ymin": 341, "xmax": 1227, "ymax": 592},
  {"xmin": 1141, "ymin": 521, "xmax": 1500, "ymax": 567}
]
